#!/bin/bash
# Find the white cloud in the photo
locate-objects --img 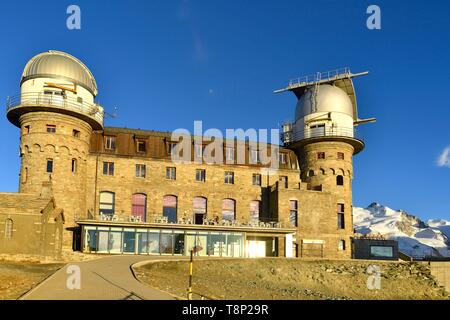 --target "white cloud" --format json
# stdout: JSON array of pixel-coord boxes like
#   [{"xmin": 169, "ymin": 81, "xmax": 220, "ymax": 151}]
[{"xmin": 437, "ymin": 147, "xmax": 450, "ymax": 167}]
